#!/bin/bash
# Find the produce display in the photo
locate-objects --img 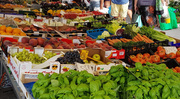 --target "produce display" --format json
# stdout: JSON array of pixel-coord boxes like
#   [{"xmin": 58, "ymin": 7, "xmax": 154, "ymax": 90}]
[
  {"xmin": 56, "ymin": 51, "xmax": 84, "ymax": 64},
  {"xmin": 139, "ymin": 26, "xmax": 175, "ymax": 43},
  {"xmin": 0, "ymin": 25, "xmax": 26, "ymax": 36},
  {"xmin": 12, "ymin": 49, "xmax": 56, "ymax": 64},
  {"xmin": 0, "ymin": 1, "xmax": 180, "ymax": 99}
]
